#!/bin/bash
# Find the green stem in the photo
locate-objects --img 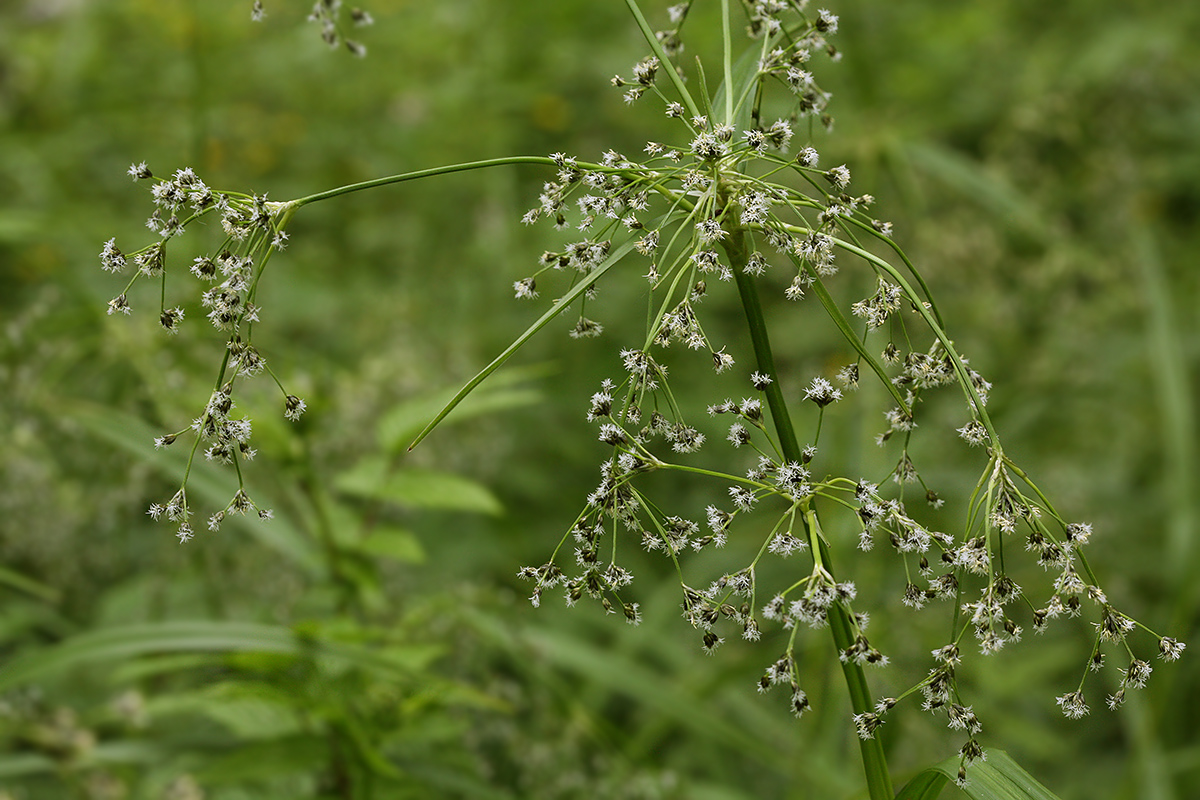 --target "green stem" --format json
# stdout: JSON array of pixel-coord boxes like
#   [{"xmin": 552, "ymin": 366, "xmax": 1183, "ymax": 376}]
[
  {"xmin": 722, "ymin": 221, "xmax": 894, "ymax": 800},
  {"xmin": 724, "ymin": 235, "xmax": 802, "ymax": 465},
  {"xmin": 292, "ymin": 156, "xmax": 560, "ymax": 207},
  {"xmin": 720, "ymin": 0, "xmax": 734, "ymax": 125}
]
